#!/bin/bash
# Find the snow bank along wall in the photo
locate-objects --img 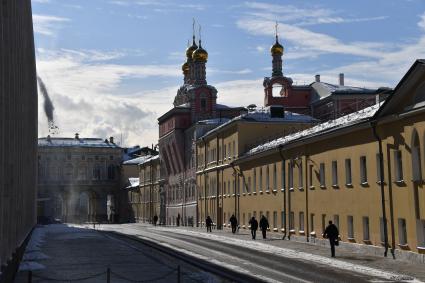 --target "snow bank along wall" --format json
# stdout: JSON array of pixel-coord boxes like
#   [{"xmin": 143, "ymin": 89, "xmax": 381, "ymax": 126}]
[{"xmin": 0, "ymin": 0, "xmax": 38, "ymax": 281}]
